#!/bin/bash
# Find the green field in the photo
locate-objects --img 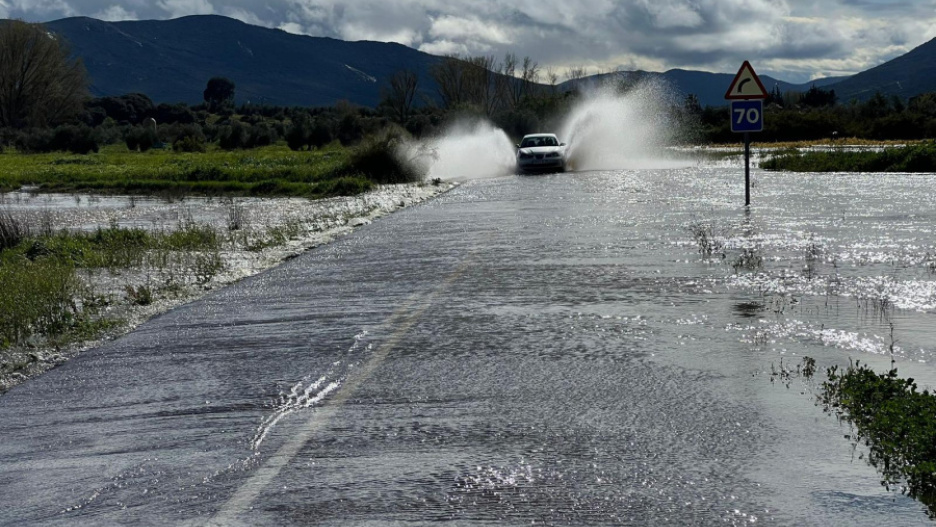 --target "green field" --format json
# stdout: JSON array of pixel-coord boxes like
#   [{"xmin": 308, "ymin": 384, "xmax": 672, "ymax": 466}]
[{"xmin": 0, "ymin": 140, "xmax": 416, "ymax": 197}]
